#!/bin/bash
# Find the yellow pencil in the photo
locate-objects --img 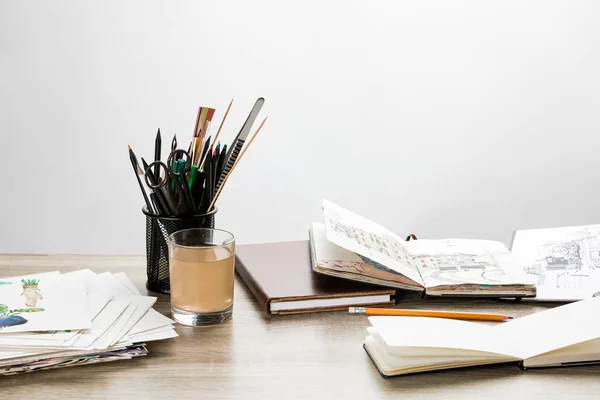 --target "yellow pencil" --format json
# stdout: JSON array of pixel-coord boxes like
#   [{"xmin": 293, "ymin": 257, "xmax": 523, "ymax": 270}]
[{"xmin": 349, "ymin": 307, "xmax": 512, "ymax": 322}]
